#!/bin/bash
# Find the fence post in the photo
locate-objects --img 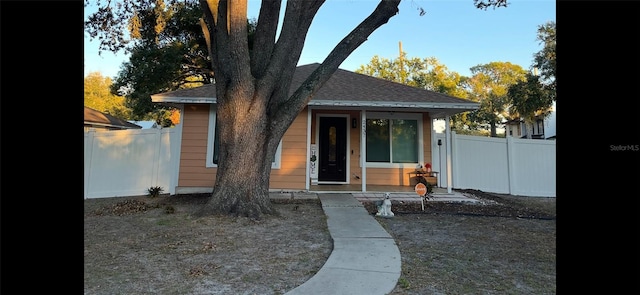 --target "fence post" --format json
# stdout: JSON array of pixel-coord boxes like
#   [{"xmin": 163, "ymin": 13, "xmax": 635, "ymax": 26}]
[
  {"xmin": 153, "ymin": 128, "xmax": 162, "ymax": 189},
  {"xmin": 84, "ymin": 129, "xmax": 96, "ymax": 199},
  {"xmin": 506, "ymin": 135, "xmax": 515, "ymax": 195},
  {"xmin": 450, "ymin": 131, "xmax": 457, "ymax": 191},
  {"xmin": 169, "ymin": 128, "xmax": 179, "ymax": 195}
]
